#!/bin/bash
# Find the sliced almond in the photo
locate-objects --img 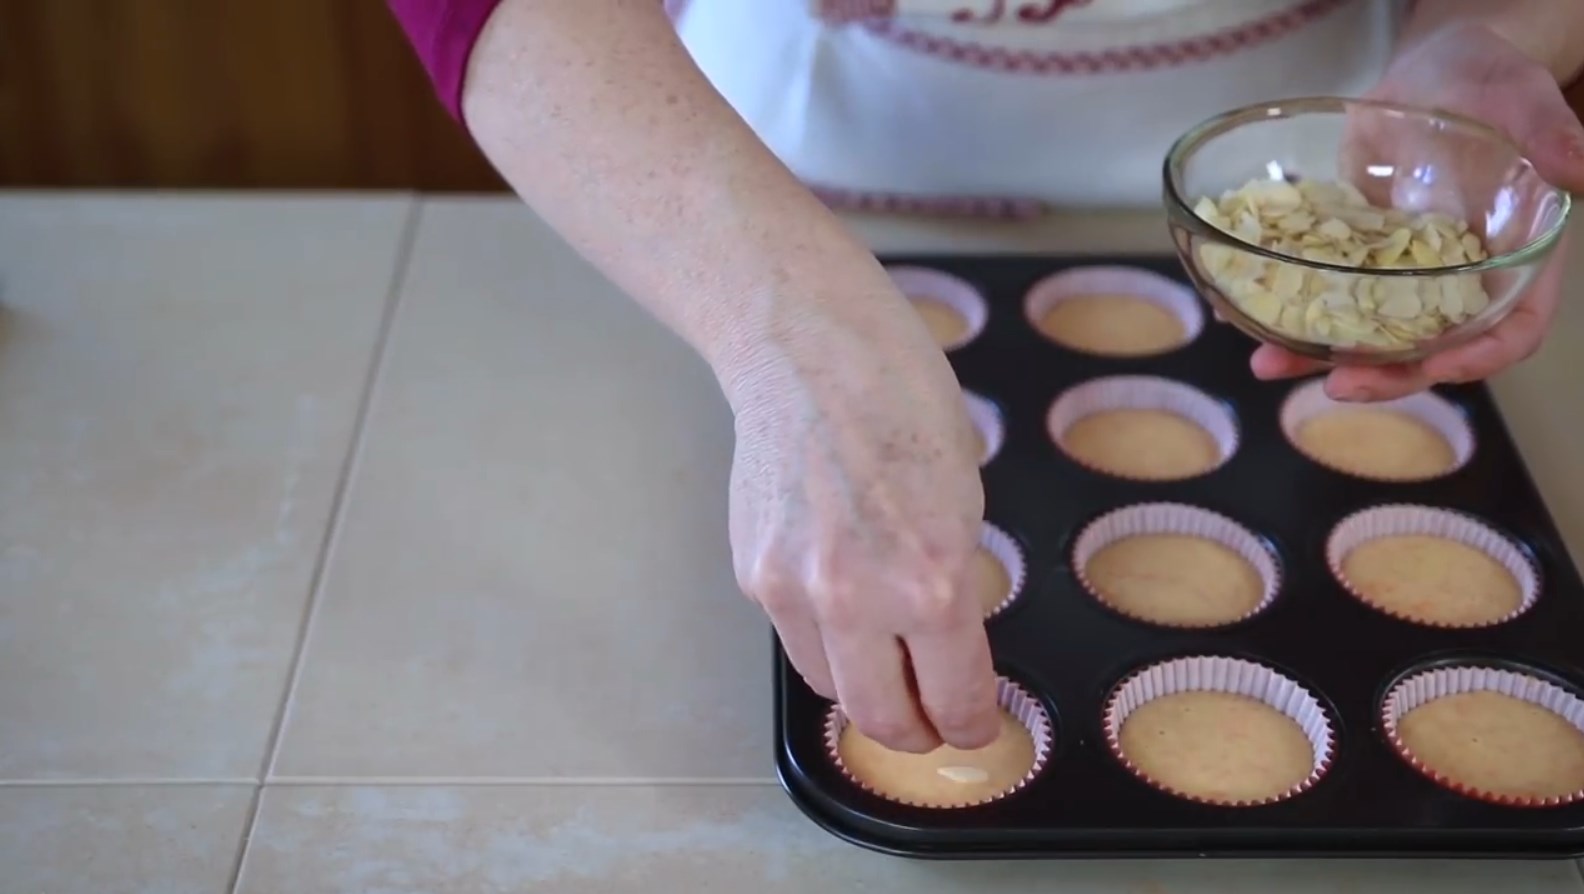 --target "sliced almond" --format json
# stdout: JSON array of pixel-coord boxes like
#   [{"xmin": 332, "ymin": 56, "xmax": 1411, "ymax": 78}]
[
  {"xmin": 1190, "ymin": 176, "xmax": 1495, "ymax": 348},
  {"xmin": 936, "ymin": 765, "xmax": 991, "ymax": 784}
]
